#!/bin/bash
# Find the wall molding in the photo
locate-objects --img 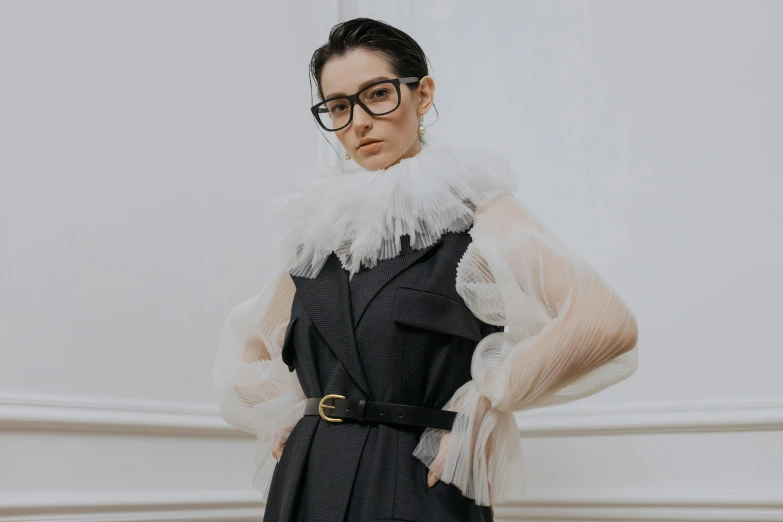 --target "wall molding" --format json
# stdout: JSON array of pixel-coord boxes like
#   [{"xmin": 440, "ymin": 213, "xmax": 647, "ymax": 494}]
[
  {"xmin": 2, "ymin": 489, "xmax": 783, "ymax": 522},
  {"xmin": 496, "ymin": 489, "xmax": 783, "ymax": 521},
  {"xmin": 0, "ymin": 392, "xmax": 242, "ymax": 438},
  {"xmin": 514, "ymin": 396, "xmax": 783, "ymax": 437},
  {"xmin": 0, "ymin": 491, "xmax": 262, "ymax": 522},
  {"xmin": 1, "ymin": 392, "xmax": 782, "ymax": 438}
]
